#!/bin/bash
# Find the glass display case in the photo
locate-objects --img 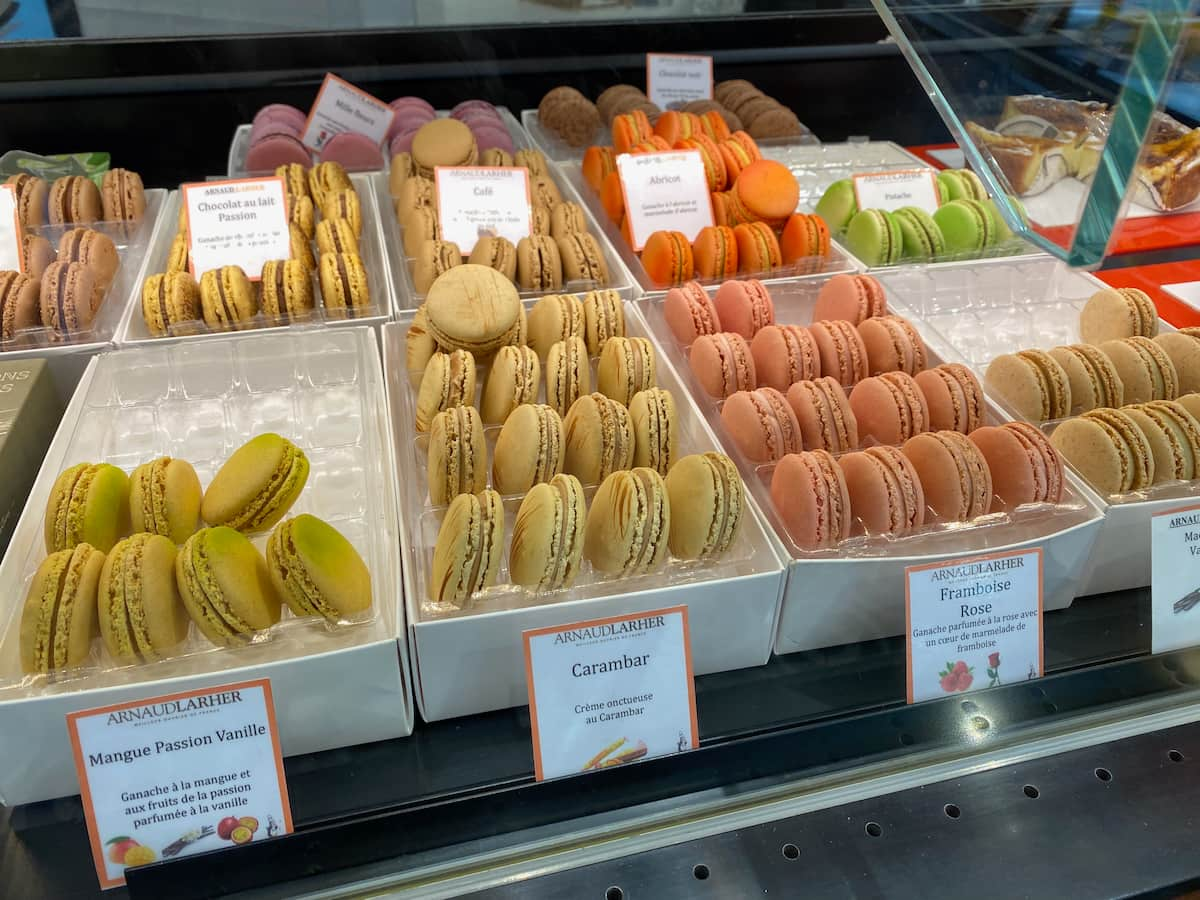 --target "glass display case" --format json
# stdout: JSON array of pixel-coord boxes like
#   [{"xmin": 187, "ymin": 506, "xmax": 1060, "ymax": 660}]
[{"xmin": 1, "ymin": 3, "xmax": 1199, "ymax": 898}]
